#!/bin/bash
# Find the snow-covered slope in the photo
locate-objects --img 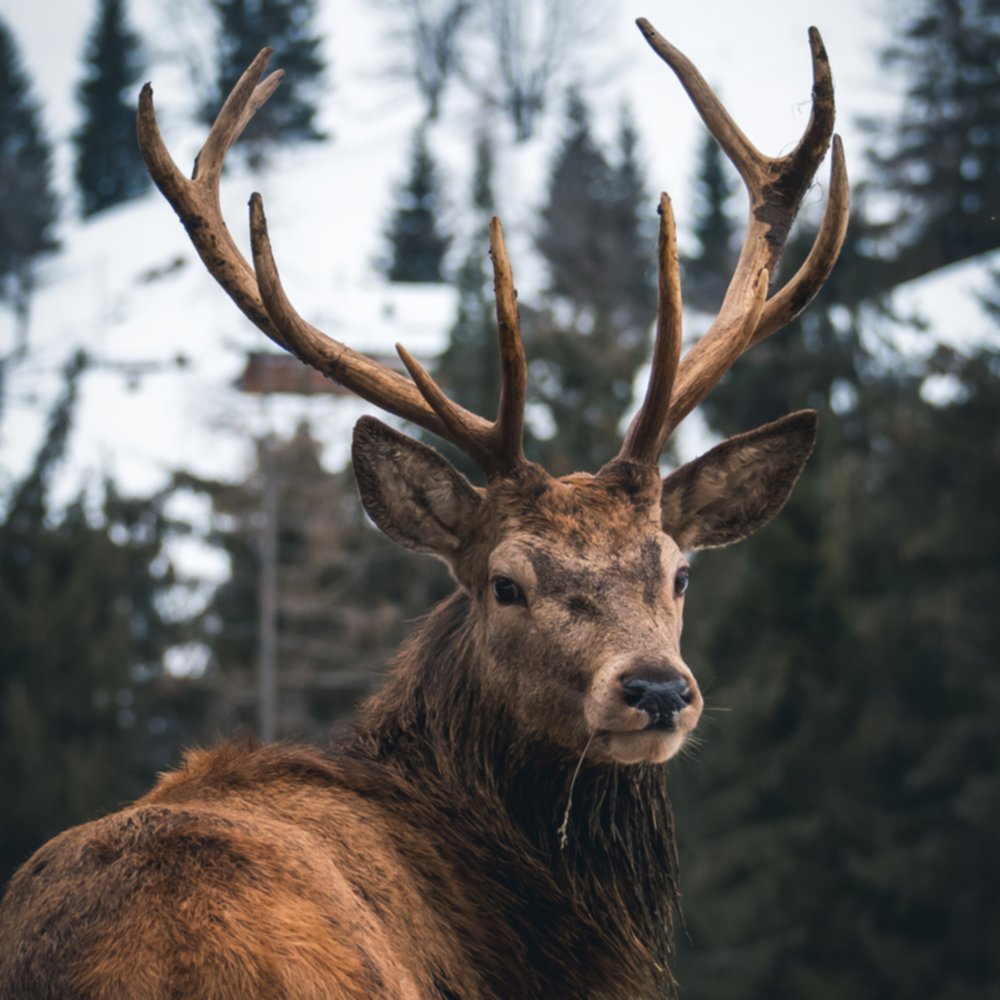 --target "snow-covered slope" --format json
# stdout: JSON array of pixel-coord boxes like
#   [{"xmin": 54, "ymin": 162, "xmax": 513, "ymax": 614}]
[
  {"xmin": 8, "ymin": 0, "xmax": 991, "ymax": 512},
  {"xmin": 0, "ymin": 144, "xmax": 459, "ymax": 500}
]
